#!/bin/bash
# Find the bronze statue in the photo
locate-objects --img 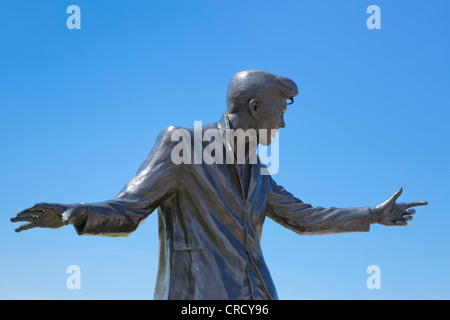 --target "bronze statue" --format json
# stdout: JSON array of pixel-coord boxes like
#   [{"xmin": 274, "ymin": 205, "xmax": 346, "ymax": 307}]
[{"xmin": 11, "ymin": 70, "xmax": 427, "ymax": 299}]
